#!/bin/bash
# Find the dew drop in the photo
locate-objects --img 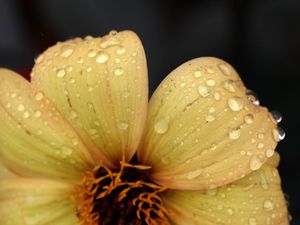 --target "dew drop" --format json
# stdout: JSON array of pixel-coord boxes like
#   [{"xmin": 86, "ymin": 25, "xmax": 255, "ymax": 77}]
[
  {"xmin": 61, "ymin": 45, "xmax": 74, "ymax": 58},
  {"xmin": 248, "ymin": 217, "xmax": 257, "ymax": 225},
  {"xmin": 272, "ymin": 127, "xmax": 285, "ymax": 142},
  {"xmin": 56, "ymin": 68, "xmax": 66, "ymax": 78},
  {"xmin": 114, "ymin": 68, "xmax": 124, "ymax": 76},
  {"xmin": 218, "ymin": 63, "xmax": 231, "ymax": 76},
  {"xmin": 263, "ymin": 200, "xmax": 274, "ymax": 211},
  {"xmin": 223, "ymin": 80, "xmax": 236, "ymax": 92},
  {"xmin": 229, "ymin": 128, "xmax": 241, "ymax": 140},
  {"xmin": 206, "ymin": 115, "xmax": 215, "ymax": 122},
  {"xmin": 61, "ymin": 145, "xmax": 73, "ymax": 157},
  {"xmin": 96, "ymin": 52, "xmax": 109, "ymax": 63},
  {"xmin": 35, "ymin": 55, "xmax": 44, "ymax": 64},
  {"xmin": 257, "ymin": 143, "xmax": 264, "ymax": 149},
  {"xmin": 244, "ymin": 114, "xmax": 254, "ymax": 124},
  {"xmin": 246, "ymin": 89, "xmax": 260, "ymax": 105},
  {"xmin": 227, "ymin": 208, "xmax": 234, "ymax": 215},
  {"xmin": 206, "ymin": 79, "xmax": 216, "ymax": 86},
  {"xmin": 116, "ymin": 47, "xmax": 126, "ymax": 55},
  {"xmin": 35, "ymin": 92, "xmax": 44, "ymax": 101},
  {"xmin": 198, "ymin": 85, "xmax": 209, "ymax": 97},
  {"xmin": 23, "ymin": 111, "xmax": 30, "ymax": 118},
  {"xmin": 250, "ymin": 155, "xmax": 263, "ymax": 171},
  {"xmin": 228, "ymin": 97, "xmax": 244, "ymax": 111},
  {"xmin": 109, "ymin": 30, "xmax": 118, "ymax": 36},
  {"xmin": 214, "ymin": 92, "xmax": 221, "ymax": 101},
  {"xmin": 186, "ymin": 169, "xmax": 203, "ymax": 180},
  {"xmin": 118, "ymin": 121, "xmax": 129, "ymax": 130},
  {"xmin": 33, "ymin": 110, "xmax": 41, "ymax": 118},
  {"xmin": 17, "ymin": 104, "xmax": 25, "ymax": 112},
  {"xmin": 271, "ymin": 110, "xmax": 282, "ymax": 123},
  {"xmin": 193, "ymin": 70, "xmax": 202, "ymax": 78},
  {"xmin": 77, "ymin": 57, "xmax": 84, "ymax": 64},
  {"xmin": 88, "ymin": 49, "xmax": 97, "ymax": 58},
  {"xmin": 206, "ymin": 68, "xmax": 215, "ymax": 74},
  {"xmin": 154, "ymin": 118, "xmax": 169, "ymax": 134},
  {"xmin": 265, "ymin": 149, "xmax": 274, "ymax": 158}
]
